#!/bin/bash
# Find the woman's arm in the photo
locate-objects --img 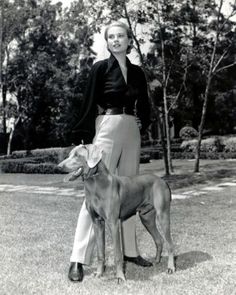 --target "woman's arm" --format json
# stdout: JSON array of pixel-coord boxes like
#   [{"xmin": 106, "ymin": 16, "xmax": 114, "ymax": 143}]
[
  {"xmin": 77, "ymin": 61, "xmax": 105, "ymax": 126},
  {"xmin": 136, "ymin": 68, "xmax": 152, "ymax": 134}
]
